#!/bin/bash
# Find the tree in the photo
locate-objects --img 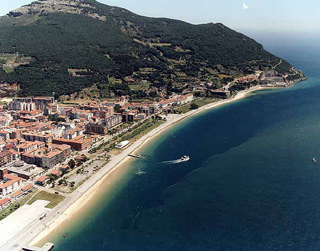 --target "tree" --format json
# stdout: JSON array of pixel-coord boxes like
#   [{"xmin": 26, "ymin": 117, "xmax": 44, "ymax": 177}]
[
  {"xmin": 190, "ymin": 103, "xmax": 199, "ymax": 110},
  {"xmin": 81, "ymin": 154, "xmax": 89, "ymax": 162},
  {"xmin": 68, "ymin": 159, "xmax": 76, "ymax": 169},
  {"xmin": 114, "ymin": 104, "xmax": 122, "ymax": 113}
]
